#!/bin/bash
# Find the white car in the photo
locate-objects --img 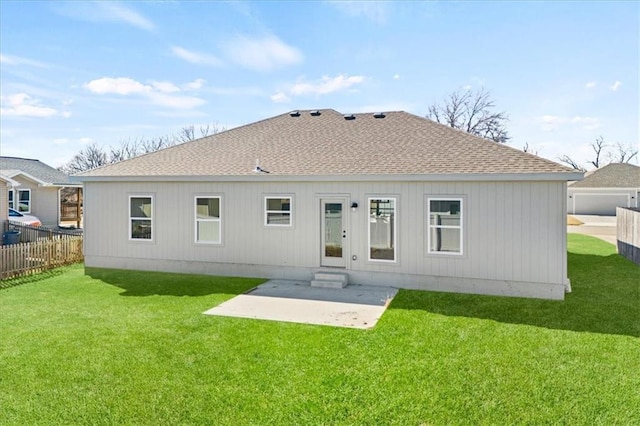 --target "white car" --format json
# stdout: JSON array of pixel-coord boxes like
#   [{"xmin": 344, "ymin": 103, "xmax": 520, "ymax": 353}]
[{"xmin": 8, "ymin": 208, "xmax": 41, "ymax": 227}]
